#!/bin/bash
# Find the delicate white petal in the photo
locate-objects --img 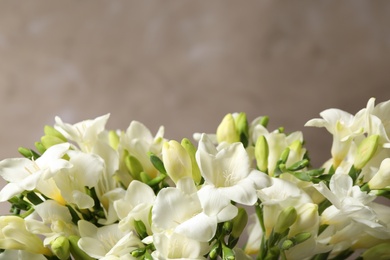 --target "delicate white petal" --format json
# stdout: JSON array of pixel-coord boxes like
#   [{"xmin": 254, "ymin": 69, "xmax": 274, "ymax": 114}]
[
  {"xmin": 175, "ymin": 212, "xmax": 217, "ymax": 242},
  {"xmin": 78, "ymin": 237, "xmax": 107, "ymax": 258},
  {"xmin": 0, "ymin": 158, "xmax": 31, "ymax": 182}
]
